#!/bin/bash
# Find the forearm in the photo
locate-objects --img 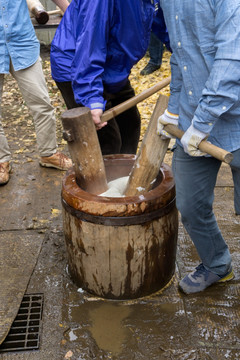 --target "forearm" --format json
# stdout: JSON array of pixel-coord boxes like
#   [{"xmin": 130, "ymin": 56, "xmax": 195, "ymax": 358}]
[
  {"xmin": 193, "ymin": 2, "xmax": 240, "ymax": 133},
  {"xmin": 51, "ymin": 0, "xmax": 69, "ymax": 12},
  {"xmin": 193, "ymin": 58, "xmax": 240, "ymax": 133}
]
